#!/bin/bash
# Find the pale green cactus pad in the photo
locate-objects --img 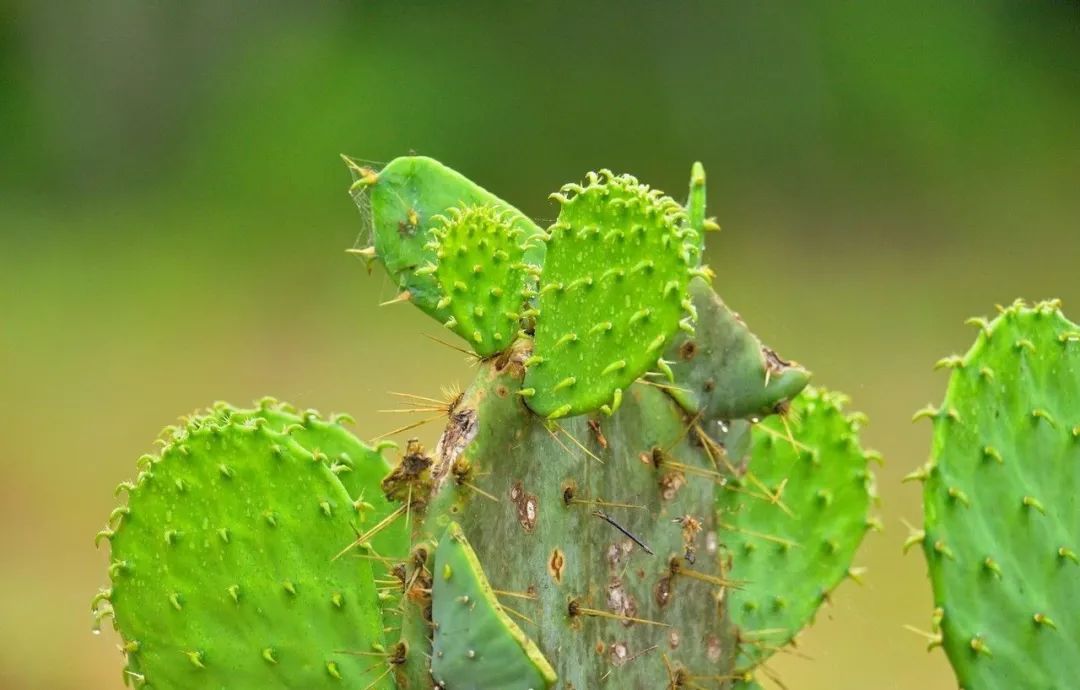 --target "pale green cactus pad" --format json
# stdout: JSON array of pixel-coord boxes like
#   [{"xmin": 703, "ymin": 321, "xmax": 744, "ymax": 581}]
[
  {"xmin": 916, "ymin": 299, "xmax": 1080, "ymax": 689},
  {"xmin": 348, "ymin": 155, "xmax": 544, "ymax": 322},
  {"xmin": 93, "ymin": 412, "xmax": 392, "ymax": 690},
  {"xmin": 720, "ymin": 386, "xmax": 876, "ymax": 671},
  {"xmin": 421, "ymin": 205, "xmax": 540, "ymax": 356},
  {"xmin": 666, "ymin": 278, "xmax": 810, "ymax": 422},
  {"xmin": 431, "ymin": 522, "xmax": 556, "ymax": 690},
  {"xmin": 523, "ymin": 171, "xmax": 703, "ymax": 418}
]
